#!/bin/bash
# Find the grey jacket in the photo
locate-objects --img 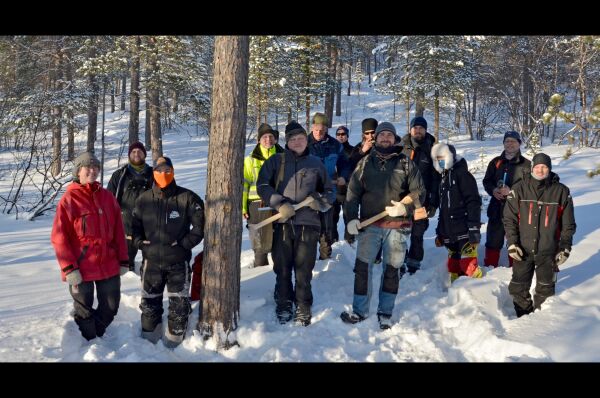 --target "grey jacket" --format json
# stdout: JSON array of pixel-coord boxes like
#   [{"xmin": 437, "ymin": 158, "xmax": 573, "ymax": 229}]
[{"xmin": 257, "ymin": 148, "xmax": 334, "ymax": 228}]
